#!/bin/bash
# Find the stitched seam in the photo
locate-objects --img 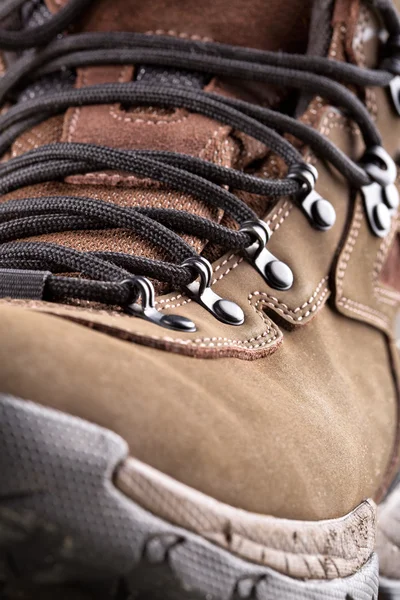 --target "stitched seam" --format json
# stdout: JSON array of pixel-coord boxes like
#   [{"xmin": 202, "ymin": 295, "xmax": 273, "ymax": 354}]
[
  {"xmin": 333, "ymin": 203, "xmax": 392, "ymax": 327},
  {"xmin": 109, "ymin": 105, "xmax": 190, "ymax": 126},
  {"xmin": 336, "ymin": 203, "xmax": 363, "ymax": 296},
  {"xmin": 145, "ymin": 29, "xmax": 214, "ymax": 43},
  {"xmin": 373, "ymin": 213, "xmax": 399, "ymax": 282},
  {"xmin": 66, "ymin": 69, "xmax": 88, "ymax": 143},
  {"xmin": 338, "ymin": 297, "xmax": 390, "ymax": 329},
  {"xmin": 12, "ymin": 115, "xmax": 61, "ymax": 157},
  {"xmin": 212, "ymin": 257, "xmax": 243, "ymax": 283},
  {"xmin": 69, "ymin": 127, "xmax": 234, "ymax": 189},
  {"xmin": 65, "ymin": 172, "xmax": 155, "ymax": 186},
  {"xmin": 7, "ymin": 297, "xmax": 280, "ymax": 350},
  {"xmin": 307, "ymin": 108, "xmax": 360, "ymax": 167},
  {"xmin": 249, "ymin": 277, "xmax": 329, "ymax": 322},
  {"xmin": 266, "ymin": 200, "xmax": 293, "ymax": 231},
  {"xmin": 108, "ymin": 64, "xmax": 189, "ymax": 126},
  {"xmin": 199, "ymin": 126, "xmax": 233, "ymax": 162},
  {"xmin": 329, "ymin": 24, "xmax": 342, "ymax": 60},
  {"xmin": 146, "ymin": 309, "xmax": 280, "ymax": 349},
  {"xmin": 340, "ymin": 296, "xmax": 391, "ymax": 320},
  {"xmin": 155, "ymin": 199, "xmax": 293, "ymax": 310},
  {"xmin": 375, "ymin": 286, "xmax": 400, "ymax": 300},
  {"xmin": 374, "ymin": 291, "xmax": 399, "ymax": 306},
  {"xmin": 155, "ymin": 199, "xmax": 293, "ymax": 311},
  {"xmin": 67, "ymin": 106, "xmax": 82, "ymax": 143},
  {"xmin": 373, "ymin": 212, "xmax": 400, "ymax": 305},
  {"xmin": 332, "ymin": 166, "xmax": 398, "ymax": 326}
]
